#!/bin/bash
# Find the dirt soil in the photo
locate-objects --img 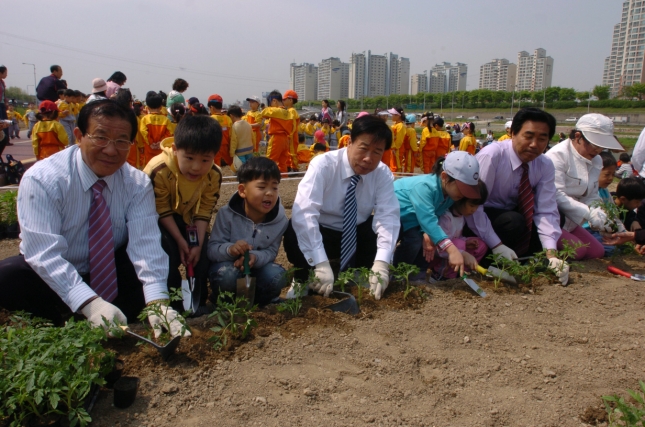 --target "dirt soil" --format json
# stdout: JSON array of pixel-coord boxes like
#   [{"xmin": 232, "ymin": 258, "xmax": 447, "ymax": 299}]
[{"xmin": 2, "ymin": 173, "xmax": 645, "ymax": 427}]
